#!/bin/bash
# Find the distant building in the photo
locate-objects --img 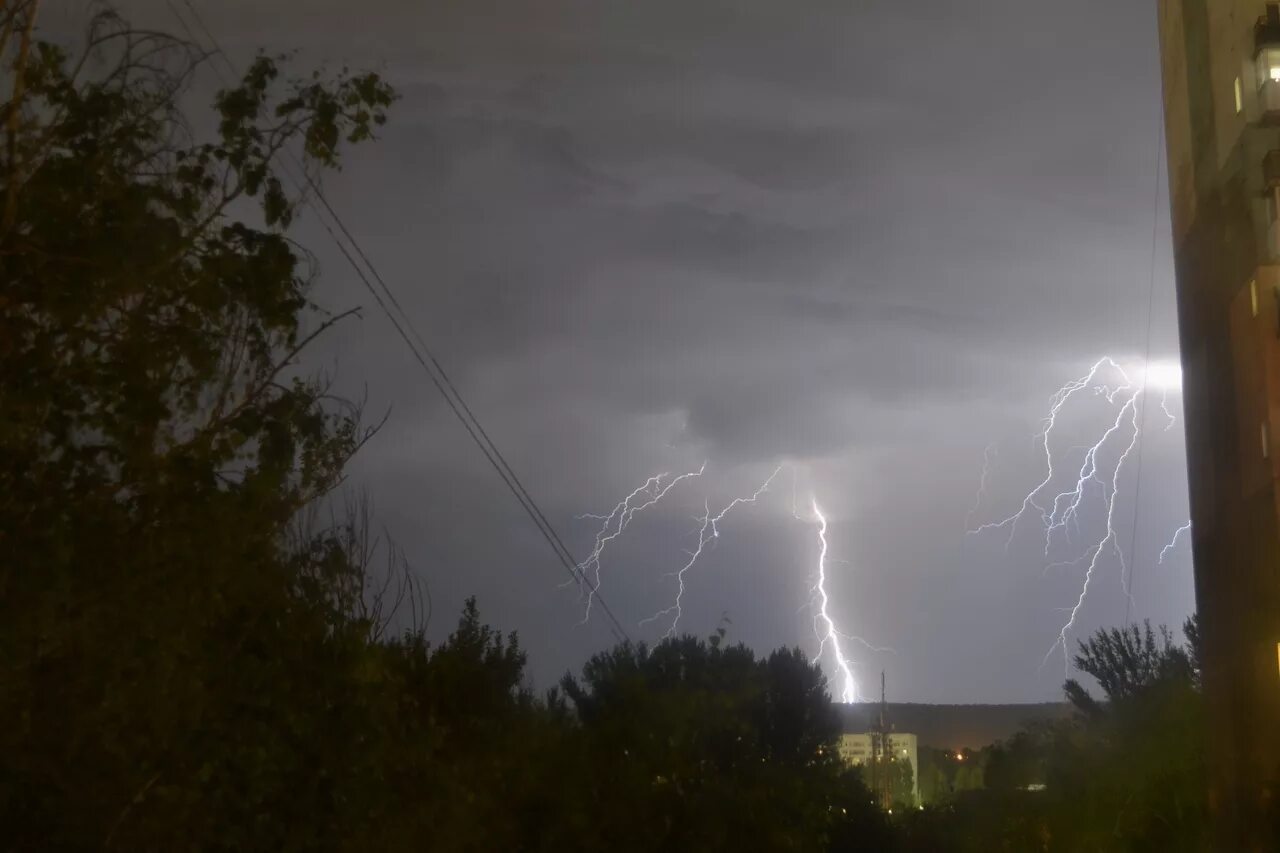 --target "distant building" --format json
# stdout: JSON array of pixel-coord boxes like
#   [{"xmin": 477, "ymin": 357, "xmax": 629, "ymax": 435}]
[
  {"xmin": 1158, "ymin": 2, "xmax": 1280, "ymax": 847},
  {"xmin": 835, "ymin": 702, "xmax": 1069, "ymax": 752},
  {"xmin": 838, "ymin": 732, "xmax": 919, "ymax": 805}
]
